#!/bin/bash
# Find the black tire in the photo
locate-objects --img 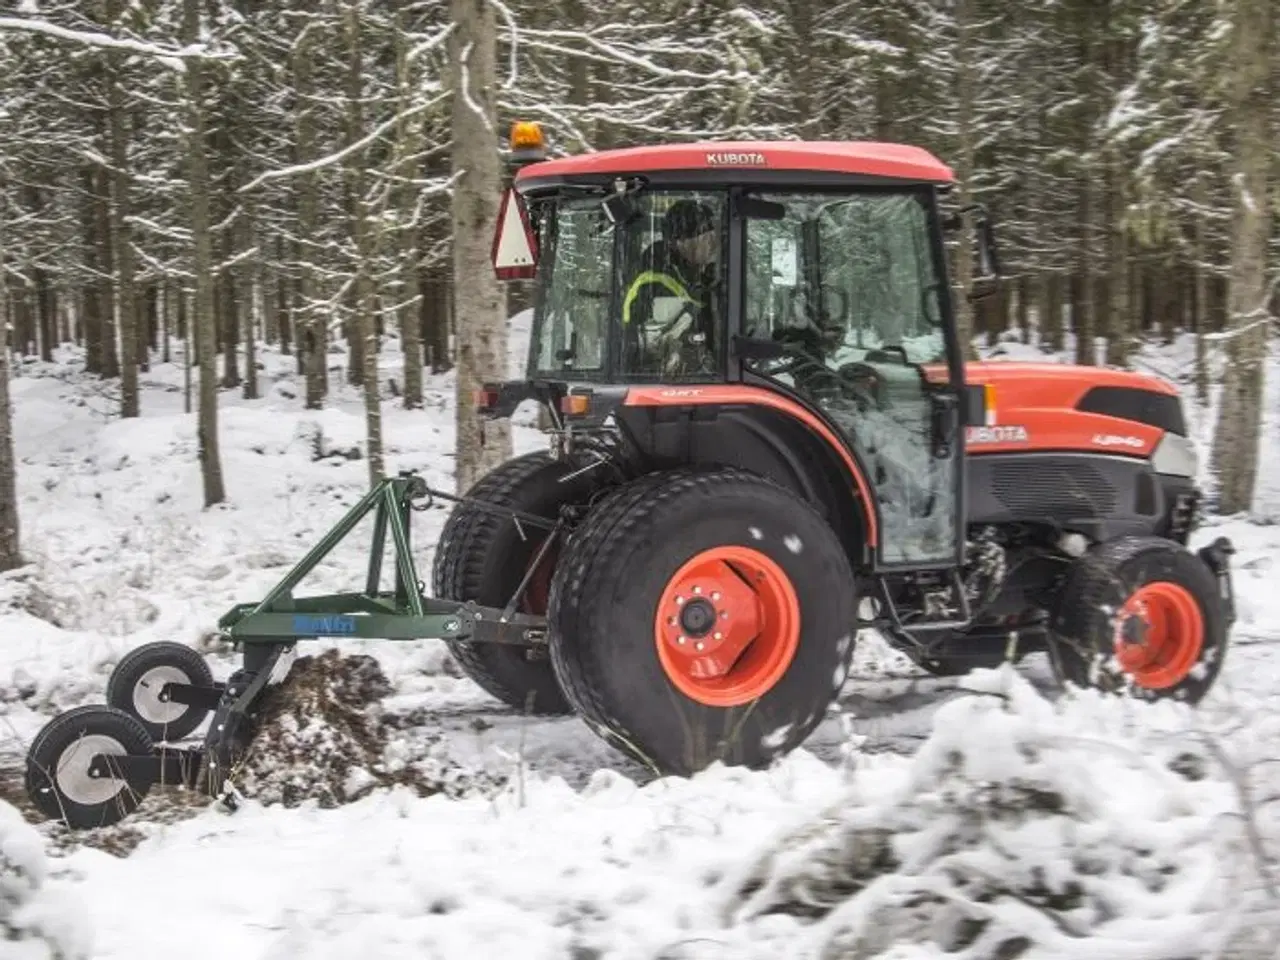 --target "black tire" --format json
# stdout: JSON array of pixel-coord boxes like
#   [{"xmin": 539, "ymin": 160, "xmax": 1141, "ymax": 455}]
[
  {"xmin": 432, "ymin": 450, "xmax": 609, "ymax": 715},
  {"xmin": 25, "ymin": 704, "xmax": 155, "ymax": 829},
  {"xmin": 547, "ymin": 467, "xmax": 859, "ymax": 775},
  {"xmin": 106, "ymin": 641, "xmax": 216, "ymax": 741},
  {"xmin": 1048, "ymin": 535, "xmax": 1228, "ymax": 704}
]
